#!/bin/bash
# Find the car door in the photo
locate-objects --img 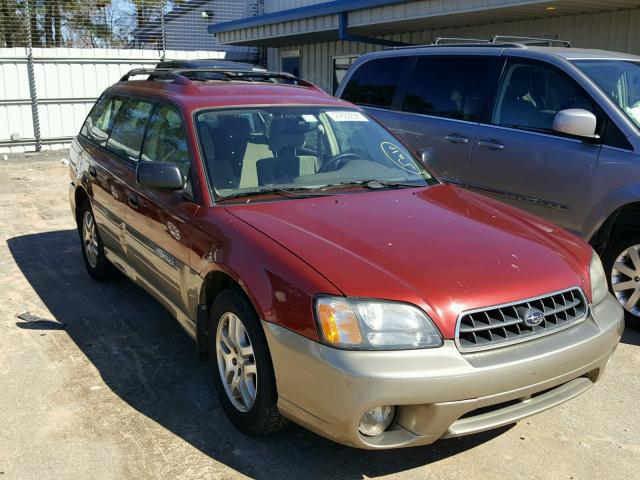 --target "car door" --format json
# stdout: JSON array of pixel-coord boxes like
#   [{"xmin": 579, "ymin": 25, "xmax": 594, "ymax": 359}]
[
  {"xmin": 77, "ymin": 94, "xmax": 129, "ymax": 265},
  {"xmin": 124, "ymin": 102, "xmax": 198, "ymax": 319},
  {"xmin": 469, "ymin": 57, "xmax": 603, "ymax": 234}
]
